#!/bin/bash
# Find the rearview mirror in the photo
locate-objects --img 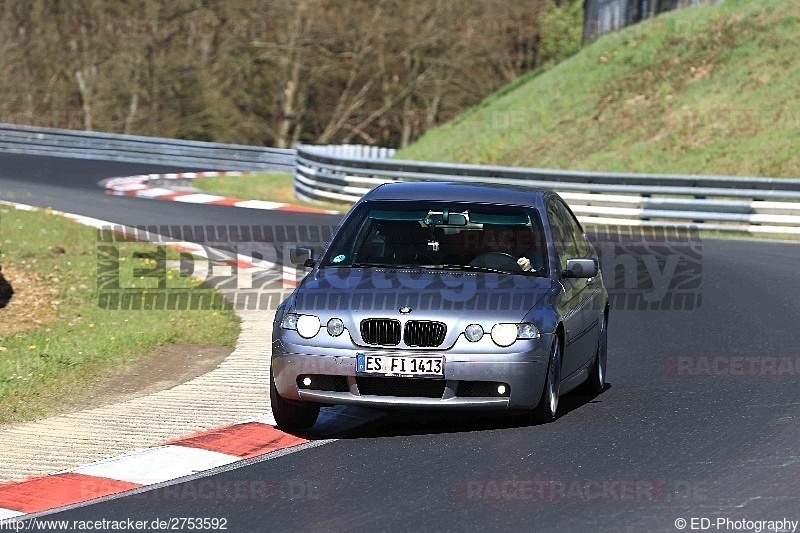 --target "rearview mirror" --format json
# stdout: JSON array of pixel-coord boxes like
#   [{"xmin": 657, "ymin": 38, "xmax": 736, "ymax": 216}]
[
  {"xmin": 290, "ymin": 246, "xmax": 315, "ymax": 267},
  {"xmin": 424, "ymin": 211, "xmax": 467, "ymax": 226},
  {"xmin": 447, "ymin": 213, "xmax": 467, "ymax": 226},
  {"xmin": 563, "ymin": 258, "xmax": 598, "ymax": 278}
]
